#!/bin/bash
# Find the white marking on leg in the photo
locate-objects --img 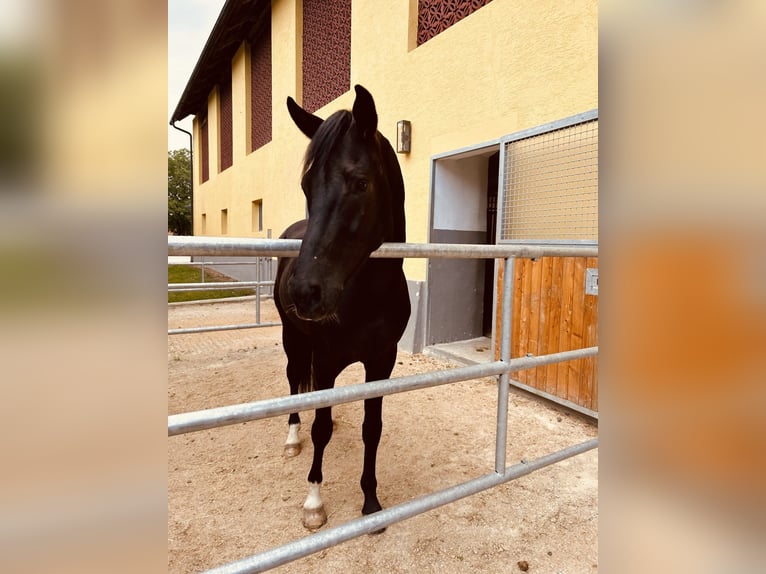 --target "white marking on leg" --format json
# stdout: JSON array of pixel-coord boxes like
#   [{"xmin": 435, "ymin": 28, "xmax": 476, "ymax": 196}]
[
  {"xmin": 303, "ymin": 482, "xmax": 322, "ymax": 510},
  {"xmin": 302, "ymin": 481, "xmax": 327, "ymax": 528},
  {"xmin": 285, "ymin": 423, "xmax": 300, "ymax": 447}
]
